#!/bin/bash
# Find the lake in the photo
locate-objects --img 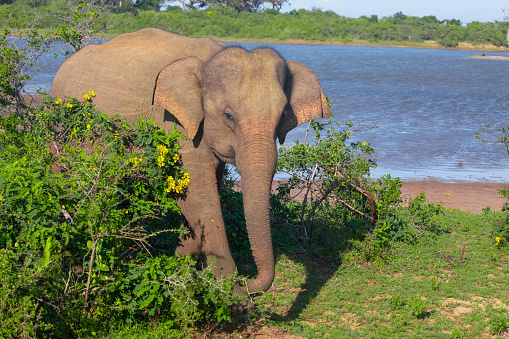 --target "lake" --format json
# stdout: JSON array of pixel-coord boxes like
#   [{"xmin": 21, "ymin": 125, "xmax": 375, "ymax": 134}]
[{"xmin": 27, "ymin": 39, "xmax": 509, "ymax": 183}]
